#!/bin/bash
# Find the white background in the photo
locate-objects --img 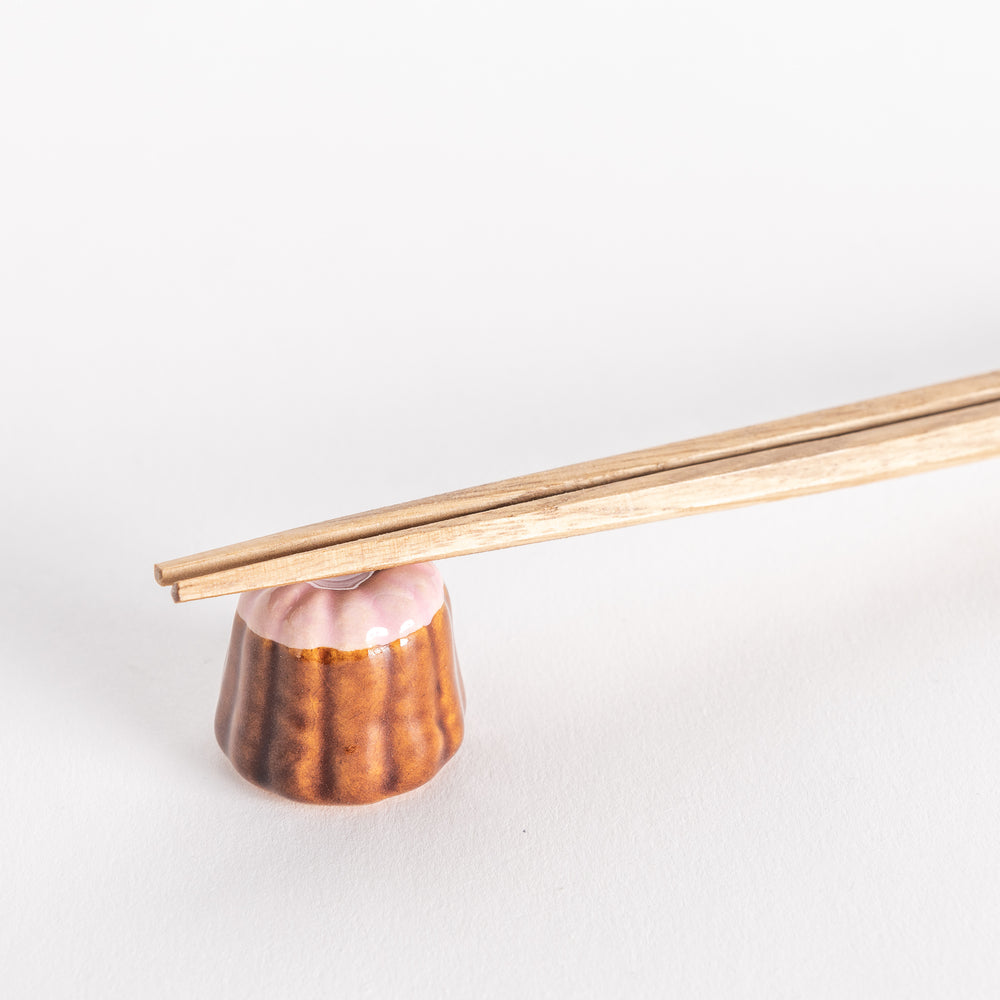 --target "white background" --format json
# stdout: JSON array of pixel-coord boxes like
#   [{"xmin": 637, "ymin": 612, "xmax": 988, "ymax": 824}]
[{"xmin": 2, "ymin": 2, "xmax": 999, "ymax": 996}]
